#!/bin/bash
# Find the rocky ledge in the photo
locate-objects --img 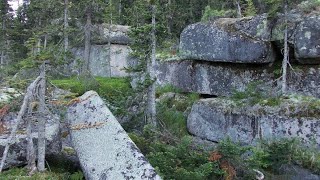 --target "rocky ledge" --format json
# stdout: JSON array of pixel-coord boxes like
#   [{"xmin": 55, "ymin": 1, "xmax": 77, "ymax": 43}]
[{"xmin": 187, "ymin": 96, "xmax": 320, "ymax": 146}]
